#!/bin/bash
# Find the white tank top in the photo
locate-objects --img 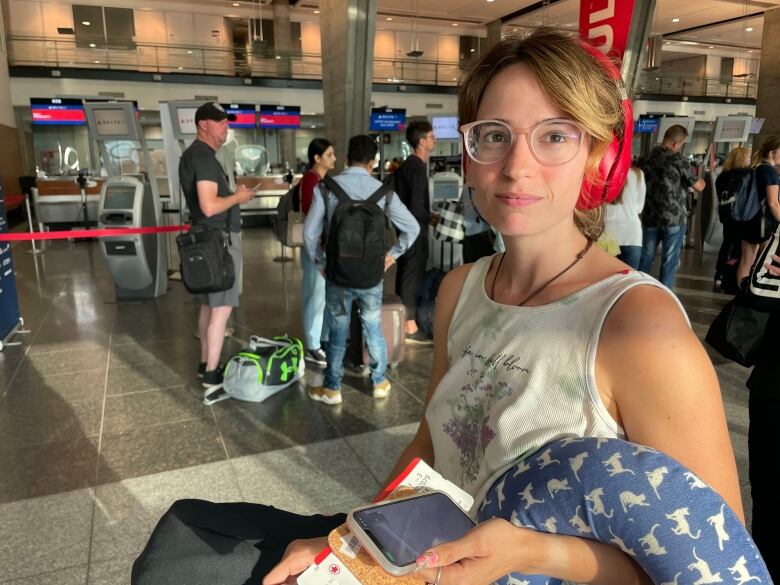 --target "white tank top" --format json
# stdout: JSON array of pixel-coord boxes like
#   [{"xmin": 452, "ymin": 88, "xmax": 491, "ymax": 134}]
[{"xmin": 425, "ymin": 255, "xmax": 686, "ymax": 516}]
